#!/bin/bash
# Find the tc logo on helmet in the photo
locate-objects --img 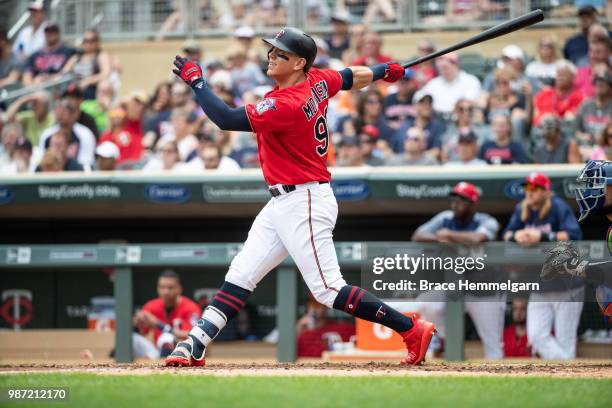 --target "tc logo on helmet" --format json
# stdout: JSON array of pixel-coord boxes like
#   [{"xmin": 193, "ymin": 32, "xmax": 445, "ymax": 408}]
[{"xmin": 275, "ymin": 29, "xmax": 285, "ymax": 39}]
